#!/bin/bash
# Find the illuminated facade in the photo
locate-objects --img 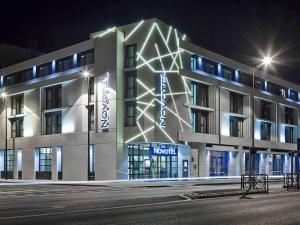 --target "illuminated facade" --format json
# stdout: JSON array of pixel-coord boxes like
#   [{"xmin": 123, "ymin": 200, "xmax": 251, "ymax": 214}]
[{"xmin": 0, "ymin": 18, "xmax": 299, "ymax": 181}]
